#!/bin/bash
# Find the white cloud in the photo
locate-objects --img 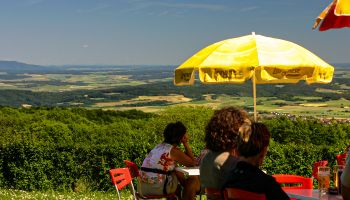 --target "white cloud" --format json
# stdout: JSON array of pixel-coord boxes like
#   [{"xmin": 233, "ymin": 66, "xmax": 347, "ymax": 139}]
[
  {"xmin": 83, "ymin": 44, "xmax": 89, "ymax": 48},
  {"xmin": 122, "ymin": 0, "xmax": 226, "ymax": 13},
  {"xmin": 158, "ymin": 10, "xmax": 169, "ymax": 16},
  {"xmin": 25, "ymin": 0, "xmax": 46, "ymax": 5},
  {"xmin": 77, "ymin": 4, "xmax": 110, "ymax": 14},
  {"xmin": 239, "ymin": 6, "xmax": 258, "ymax": 12},
  {"xmin": 156, "ymin": 2, "xmax": 225, "ymax": 11}
]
